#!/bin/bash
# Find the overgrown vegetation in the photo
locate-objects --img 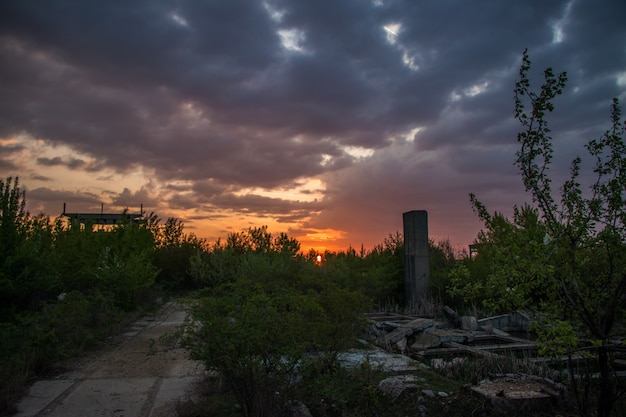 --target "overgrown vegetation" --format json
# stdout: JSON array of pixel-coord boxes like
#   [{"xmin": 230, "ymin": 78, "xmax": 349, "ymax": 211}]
[
  {"xmin": 183, "ymin": 227, "xmax": 372, "ymax": 417},
  {"xmin": 1, "ymin": 177, "xmax": 442, "ymax": 416},
  {"xmin": 450, "ymin": 50, "xmax": 626, "ymax": 417},
  {"xmin": 0, "ymin": 179, "xmax": 154, "ymax": 414},
  {"xmin": 5, "ymin": 49, "xmax": 624, "ymax": 415}
]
